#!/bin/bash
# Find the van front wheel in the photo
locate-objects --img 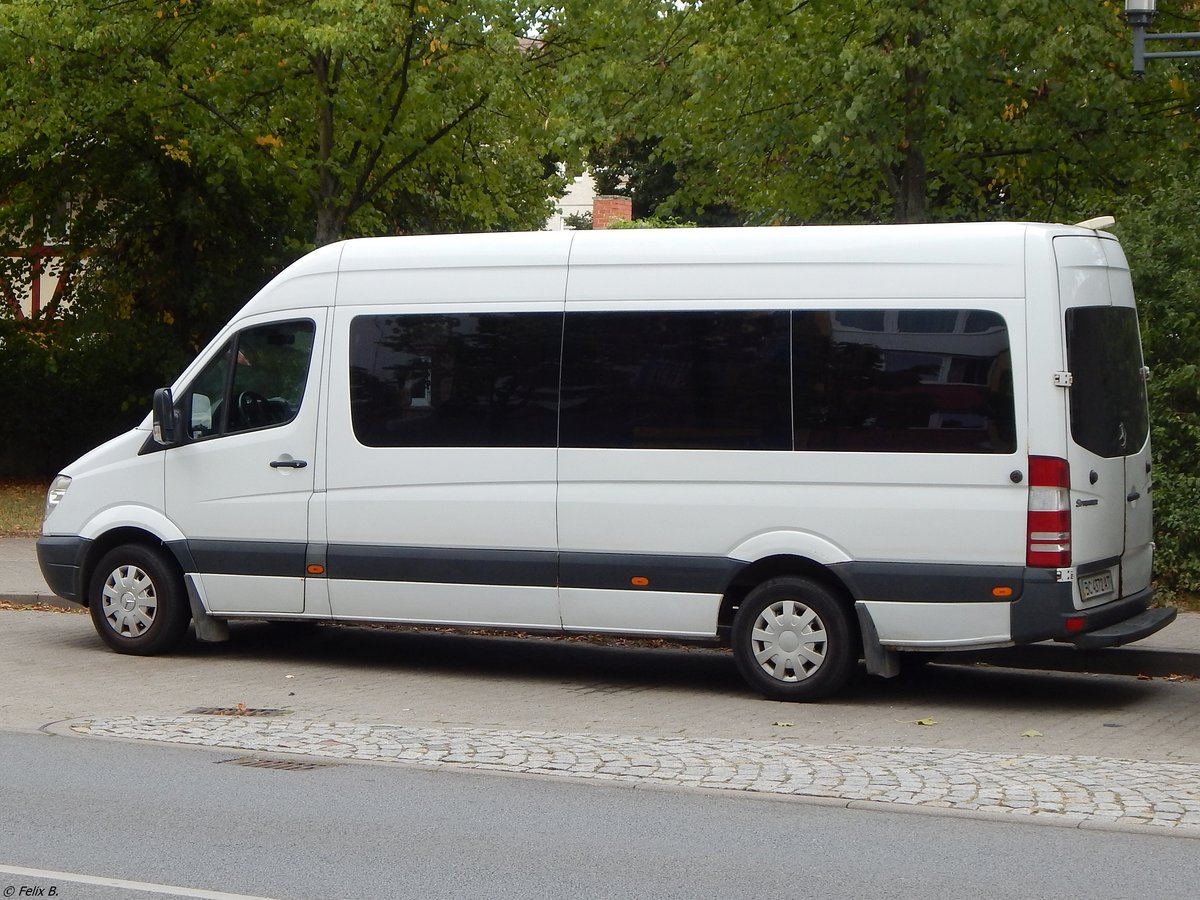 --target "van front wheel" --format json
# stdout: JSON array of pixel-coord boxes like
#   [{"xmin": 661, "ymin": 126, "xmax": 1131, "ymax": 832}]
[
  {"xmin": 732, "ymin": 577, "xmax": 857, "ymax": 701},
  {"xmin": 88, "ymin": 545, "xmax": 190, "ymax": 655}
]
